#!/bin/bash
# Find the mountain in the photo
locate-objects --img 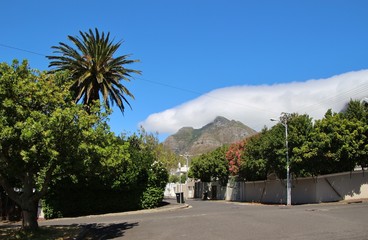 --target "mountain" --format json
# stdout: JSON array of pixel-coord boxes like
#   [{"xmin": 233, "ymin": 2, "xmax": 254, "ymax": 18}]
[{"xmin": 163, "ymin": 116, "xmax": 257, "ymax": 156}]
